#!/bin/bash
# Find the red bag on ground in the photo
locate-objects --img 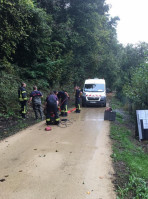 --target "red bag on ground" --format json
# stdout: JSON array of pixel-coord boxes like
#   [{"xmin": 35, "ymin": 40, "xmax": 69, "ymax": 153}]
[{"xmin": 45, "ymin": 126, "xmax": 52, "ymax": 131}]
